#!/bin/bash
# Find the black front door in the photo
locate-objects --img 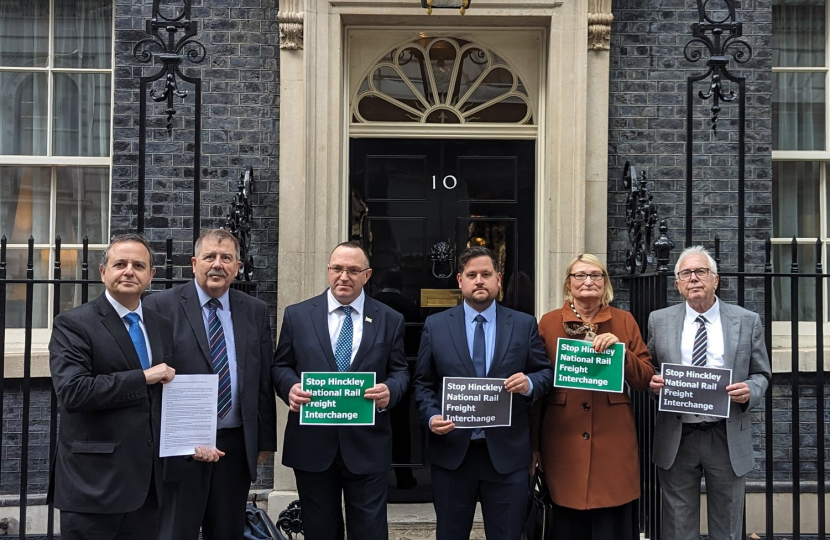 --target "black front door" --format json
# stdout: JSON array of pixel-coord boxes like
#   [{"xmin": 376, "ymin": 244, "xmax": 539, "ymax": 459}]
[{"xmin": 349, "ymin": 138, "xmax": 535, "ymax": 502}]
